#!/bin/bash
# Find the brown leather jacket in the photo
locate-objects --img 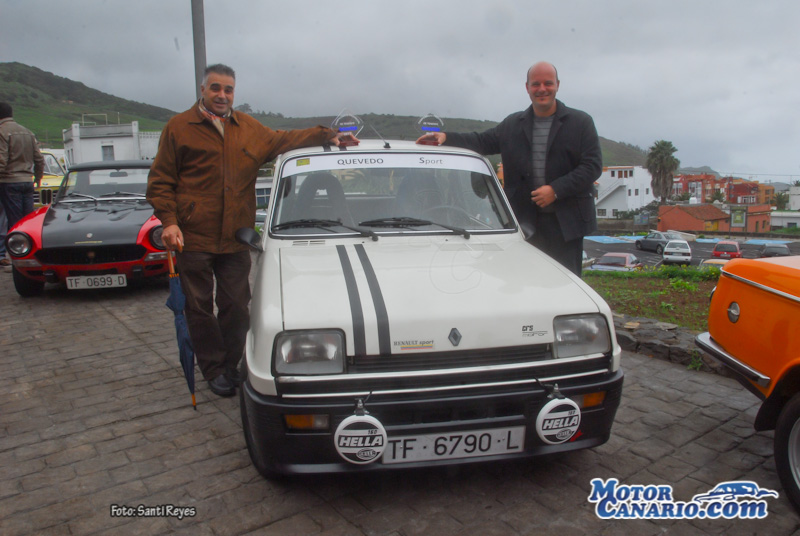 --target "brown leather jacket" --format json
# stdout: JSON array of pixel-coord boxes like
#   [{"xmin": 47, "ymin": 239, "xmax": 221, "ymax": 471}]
[{"xmin": 147, "ymin": 103, "xmax": 334, "ymax": 253}]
